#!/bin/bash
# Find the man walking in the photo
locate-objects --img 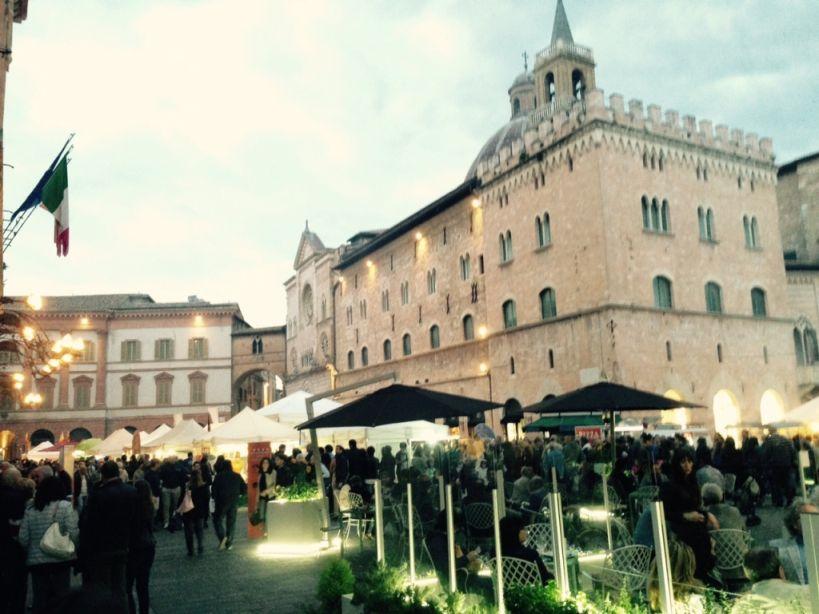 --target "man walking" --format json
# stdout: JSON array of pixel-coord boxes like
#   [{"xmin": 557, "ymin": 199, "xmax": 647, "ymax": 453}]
[
  {"xmin": 79, "ymin": 460, "xmax": 138, "ymax": 611},
  {"xmin": 211, "ymin": 459, "xmax": 245, "ymax": 550},
  {"xmin": 159, "ymin": 457, "xmax": 184, "ymax": 528}
]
